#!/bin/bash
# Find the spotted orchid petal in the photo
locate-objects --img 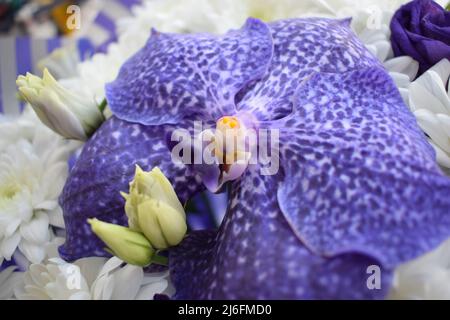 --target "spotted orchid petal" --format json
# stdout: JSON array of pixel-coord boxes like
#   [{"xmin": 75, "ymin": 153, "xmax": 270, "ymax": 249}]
[
  {"xmin": 236, "ymin": 18, "xmax": 380, "ymax": 121},
  {"xmin": 59, "ymin": 117, "xmax": 204, "ymax": 261},
  {"xmin": 105, "ymin": 18, "xmax": 273, "ymax": 126},
  {"xmin": 170, "ymin": 169, "xmax": 392, "ymax": 299},
  {"xmin": 276, "ymin": 66, "xmax": 450, "ymax": 268}
]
